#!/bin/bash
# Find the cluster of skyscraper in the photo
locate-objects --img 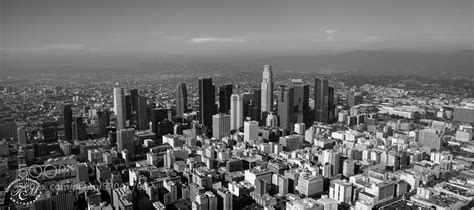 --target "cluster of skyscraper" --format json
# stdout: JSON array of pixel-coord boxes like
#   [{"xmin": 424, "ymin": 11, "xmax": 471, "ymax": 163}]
[
  {"xmin": 113, "ymin": 88, "xmax": 149, "ymax": 131},
  {"xmin": 181, "ymin": 65, "xmax": 336, "ymax": 139},
  {"xmin": 63, "ymin": 65, "xmax": 335, "ymax": 145}
]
